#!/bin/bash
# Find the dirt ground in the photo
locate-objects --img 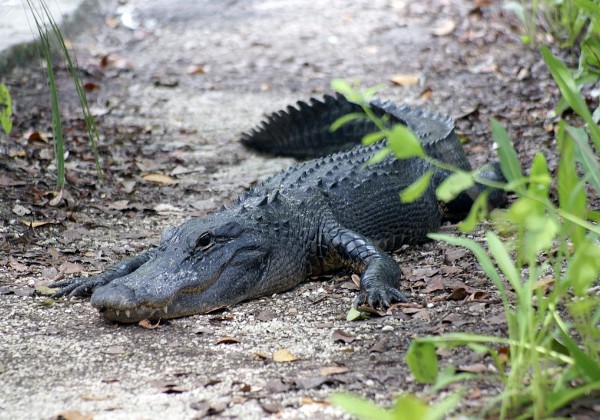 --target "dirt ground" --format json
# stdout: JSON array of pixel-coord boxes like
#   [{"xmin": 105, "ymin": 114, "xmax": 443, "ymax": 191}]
[{"xmin": 0, "ymin": 0, "xmax": 570, "ymax": 418}]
